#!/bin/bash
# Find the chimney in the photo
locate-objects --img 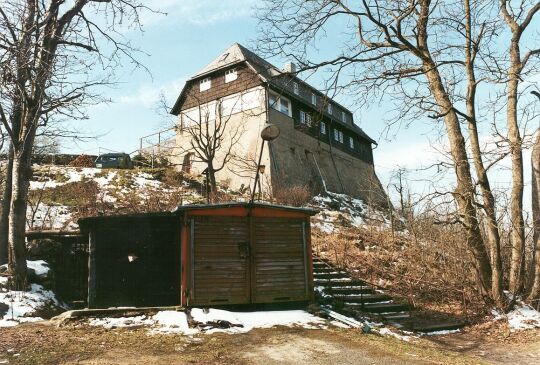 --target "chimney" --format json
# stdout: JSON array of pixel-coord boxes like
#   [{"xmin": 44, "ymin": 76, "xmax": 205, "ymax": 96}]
[{"xmin": 283, "ymin": 62, "xmax": 296, "ymax": 74}]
